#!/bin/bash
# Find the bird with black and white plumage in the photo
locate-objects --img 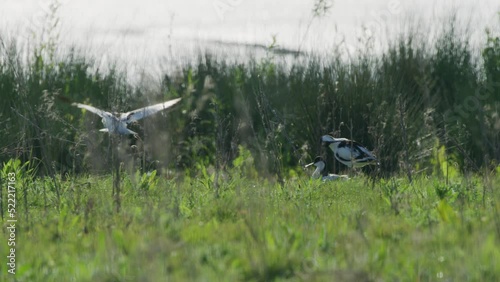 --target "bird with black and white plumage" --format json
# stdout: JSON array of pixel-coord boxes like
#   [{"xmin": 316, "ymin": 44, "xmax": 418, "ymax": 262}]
[
  {"xmin": 305, "ymin": 156, "xmax": 349, "ymax": 181},
  {"xmin": 72, "ymin": 98, "xmax": 182, "ymax": 136},
  {"xmin": 321, "ymin": 134, "xmax": 379, "ymax": 168}
]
